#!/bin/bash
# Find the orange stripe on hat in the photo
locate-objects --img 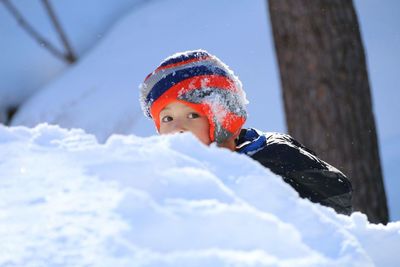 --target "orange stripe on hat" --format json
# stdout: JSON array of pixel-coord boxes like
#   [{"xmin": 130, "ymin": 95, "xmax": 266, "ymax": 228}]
[
  {"xmin": 150, "ymin": 75, "xmax": 237, "ymax": 129},
  {"xmin": 154, "ymin": 56, "xmax": 210, "ymax": 73}
]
